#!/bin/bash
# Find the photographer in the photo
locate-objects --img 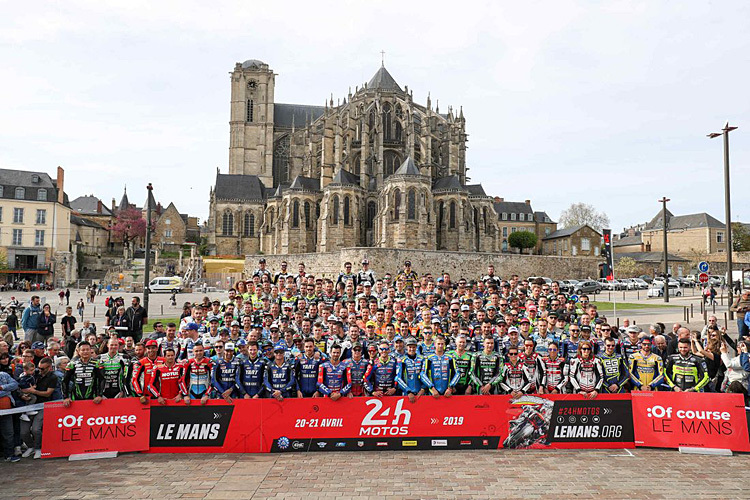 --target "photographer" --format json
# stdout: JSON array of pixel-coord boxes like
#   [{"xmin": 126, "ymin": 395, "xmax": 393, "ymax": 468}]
[
  {"xmin": 720, "ymin": 339, "xmax": 749, "ymax": 392},
  {"xmin": 690, "ymin": 329, "xmax": 722, "ymax": 392}
]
